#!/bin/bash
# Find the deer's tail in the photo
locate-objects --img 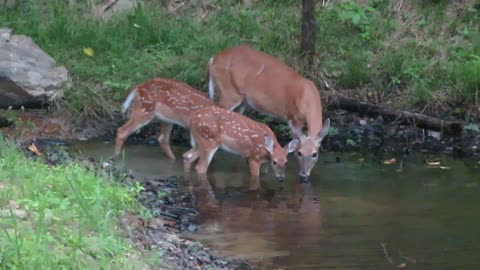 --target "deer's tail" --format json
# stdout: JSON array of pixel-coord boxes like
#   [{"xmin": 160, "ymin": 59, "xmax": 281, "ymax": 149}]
[
  {"xmin": 208, "ymin": 57, "xmax": 215, "ymax": 100},
  {"xmin": 121, "ymin": 87, "xmax": 137, "ymax": 114}
]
